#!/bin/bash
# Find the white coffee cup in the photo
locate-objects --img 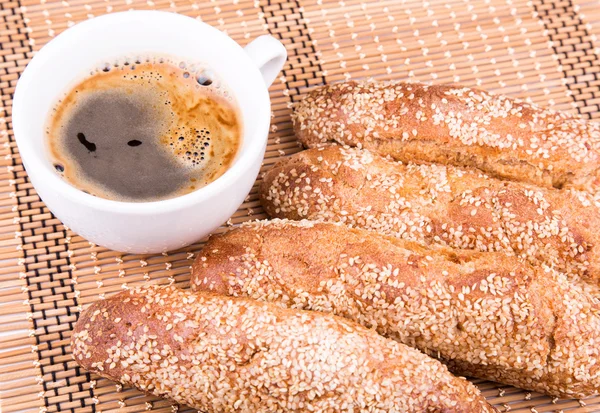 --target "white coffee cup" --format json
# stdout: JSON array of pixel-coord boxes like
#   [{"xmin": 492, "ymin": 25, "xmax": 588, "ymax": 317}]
[{"xmin": 12, "ymin": 11, "xmax": 286, "ymax": 253}]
